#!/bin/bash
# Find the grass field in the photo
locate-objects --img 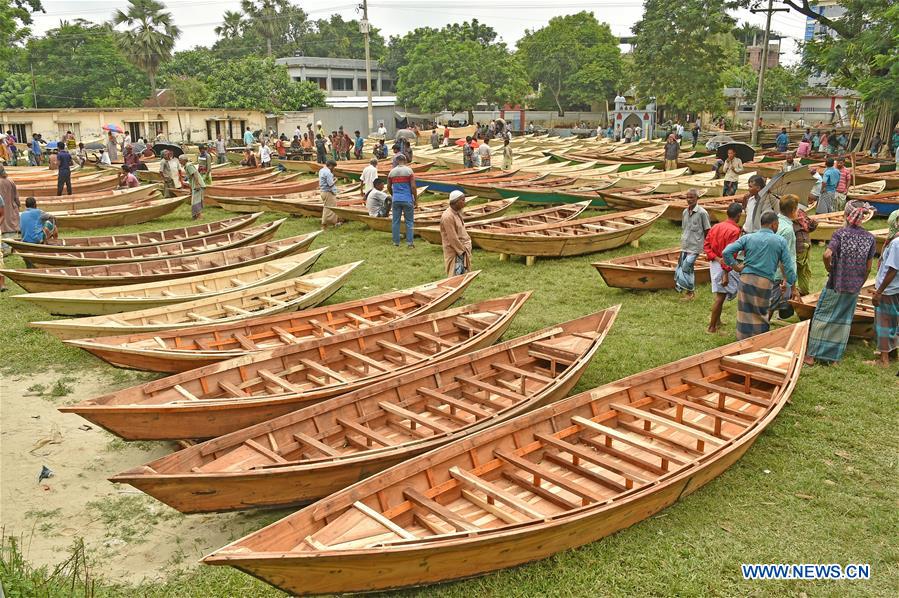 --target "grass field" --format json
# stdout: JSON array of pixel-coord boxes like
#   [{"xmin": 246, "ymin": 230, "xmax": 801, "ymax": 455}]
[{"xmin": 1, "ymin": 196, "xmax": 897, "ymax": 597}]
